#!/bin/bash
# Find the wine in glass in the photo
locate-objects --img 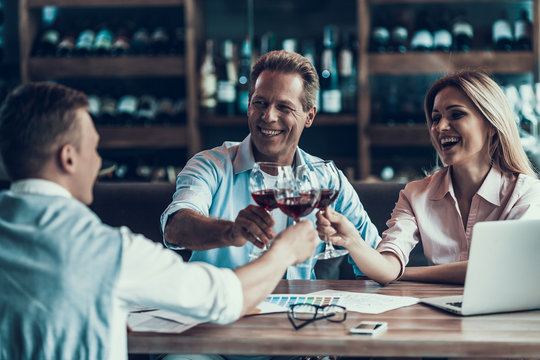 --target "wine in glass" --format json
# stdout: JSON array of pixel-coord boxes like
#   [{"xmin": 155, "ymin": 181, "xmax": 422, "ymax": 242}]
[
  {"xmin": 312, "ymin": 160, "xmax": 348, "ymax": 259},
  {"xmin": 248, "ymin": 162, "xmax": 285, "ymax": 259},
  {"xmin": 274, "ymin": 164, "xmax": 320, "ymax": 224}
]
